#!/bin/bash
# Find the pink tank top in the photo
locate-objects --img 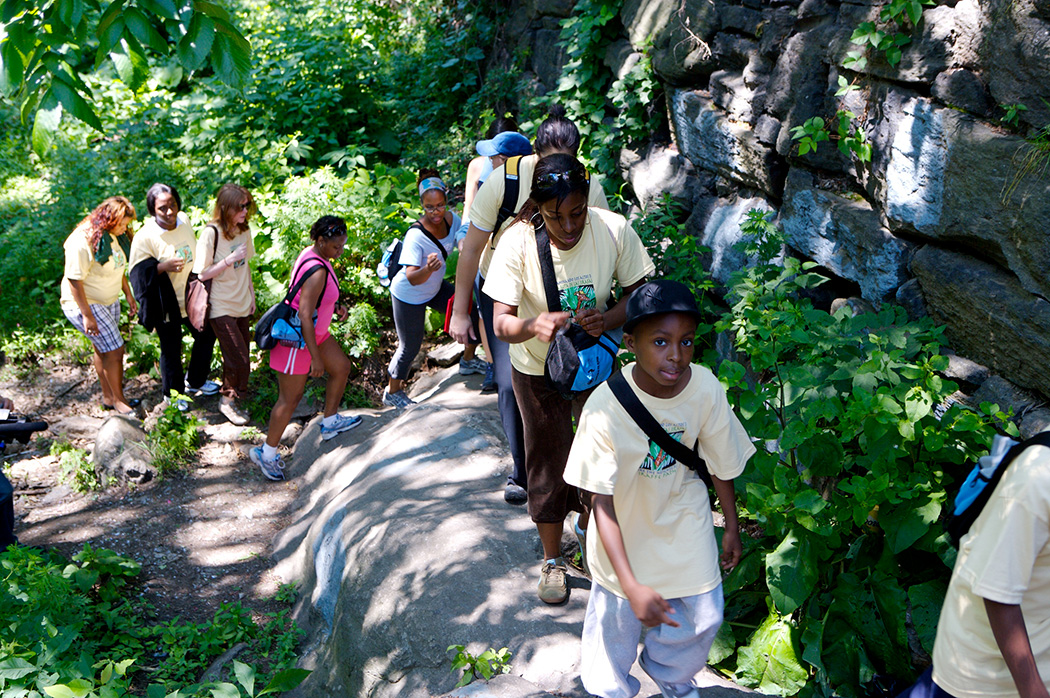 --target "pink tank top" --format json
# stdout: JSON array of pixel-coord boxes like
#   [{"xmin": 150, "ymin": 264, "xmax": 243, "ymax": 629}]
[{"xmin": 288, "ymin": 248, "xmax": 339, "ymax": 336}]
